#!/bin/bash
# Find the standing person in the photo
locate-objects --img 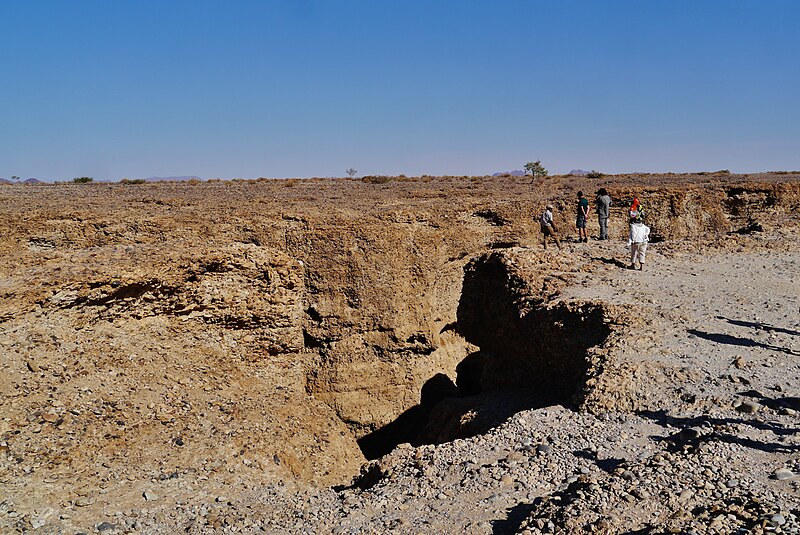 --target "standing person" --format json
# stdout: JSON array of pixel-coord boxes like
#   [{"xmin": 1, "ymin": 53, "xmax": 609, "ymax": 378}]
[
  {"xmin": 595, "ymin": 188, "xmax": 612, "ymax": 240},
  {"xmin": 576, "ymin": 191, "xmax": 589, "ymax": 243},
  {"xmin": 539, "ymin": 205, "xmax": 561, "ymax": 249},
  {"xmin": 628, "ymin": 215, "xmax": 650, "ymax": 270},
  {"xmin": 629, "ymin": 195, "xmax": 642, "ymax": 223}
]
